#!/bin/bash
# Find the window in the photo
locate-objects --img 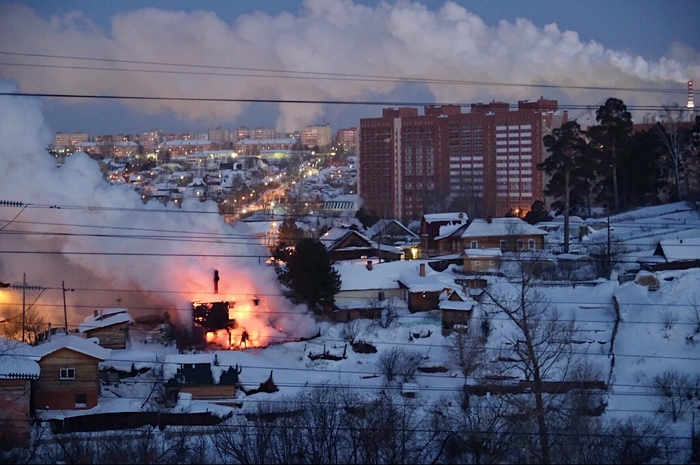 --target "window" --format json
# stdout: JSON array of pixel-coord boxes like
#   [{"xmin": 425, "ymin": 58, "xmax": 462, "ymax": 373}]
[
  {"xmin": 499, "ymin": 240, "xmax": 506, "ymax": 251},
  {"xmin": 60, "ymin": 368, "xmax": 75, "ymax": 380},
  {"xmin": 75, "ymin": 393, "xmax": 87, "ymax": 407},
  {"xmin": 470, "ymin": 241, "xmax": 478, "ymax": 249},
  {"xmin": 475, "ymin": 261, "xmax": 481, "ymax": 266},
  {"xmin": 528, "ymin": 239, "xmax": 536, "ymax": 251},
  {"xmin": 517, "ymin": 239, "xmax": 524, "ymax": 251}
]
